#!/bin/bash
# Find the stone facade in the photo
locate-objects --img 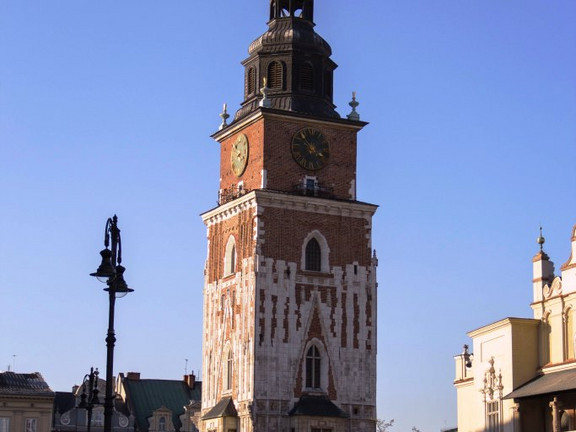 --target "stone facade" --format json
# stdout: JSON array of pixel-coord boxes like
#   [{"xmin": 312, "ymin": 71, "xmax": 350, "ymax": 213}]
[{"xmin": 200, "ymin": 3, "xmax": 378, "ymax": 431}]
